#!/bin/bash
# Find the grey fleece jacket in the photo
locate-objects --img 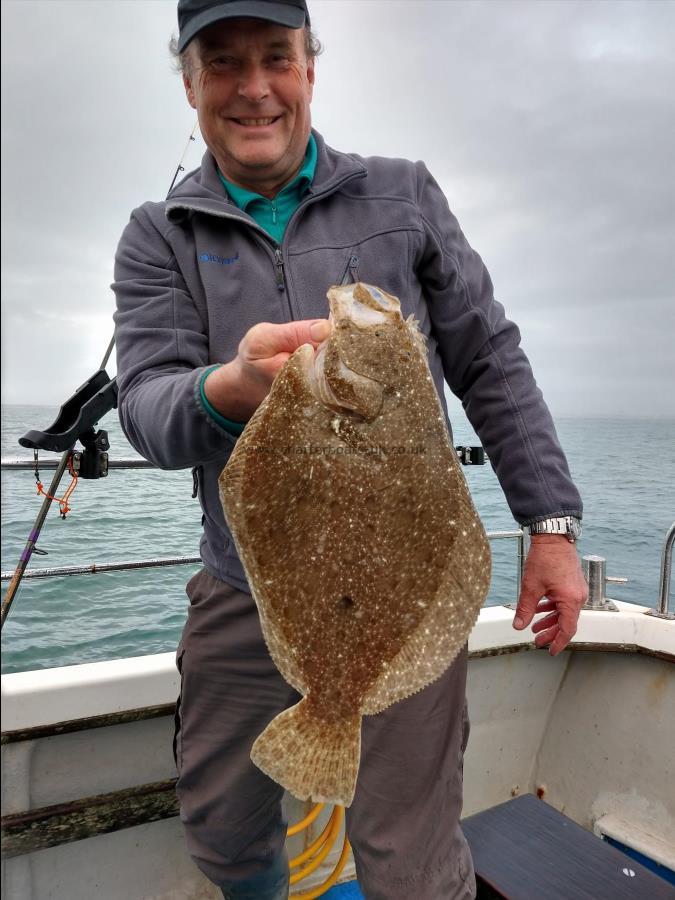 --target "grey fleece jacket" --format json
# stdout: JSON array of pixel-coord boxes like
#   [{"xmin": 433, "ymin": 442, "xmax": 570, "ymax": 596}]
[{"xmin": 112, "ymin": 130, "xmax": 582, "ymax": 592}]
